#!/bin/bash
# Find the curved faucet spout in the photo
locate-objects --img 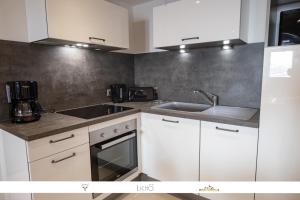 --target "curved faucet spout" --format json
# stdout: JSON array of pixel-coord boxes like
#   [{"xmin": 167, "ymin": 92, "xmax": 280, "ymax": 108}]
[{"xmin": 193, "ymin": 90, "xmax": 218, "ymax": 107}]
